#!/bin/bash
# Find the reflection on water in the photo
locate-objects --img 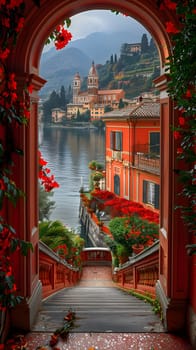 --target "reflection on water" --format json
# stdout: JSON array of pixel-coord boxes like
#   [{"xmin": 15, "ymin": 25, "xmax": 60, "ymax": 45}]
[{"xmin": 39, "ymin": 125, "xmax": 105, "ymax": 230}]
